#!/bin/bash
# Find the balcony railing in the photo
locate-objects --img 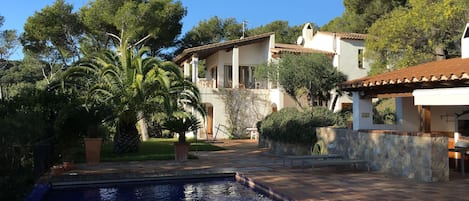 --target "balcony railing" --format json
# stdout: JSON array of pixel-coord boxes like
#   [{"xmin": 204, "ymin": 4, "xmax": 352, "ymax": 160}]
[
  {"xmin": 197, "ymin": 78, "xmax": 272, "ymax": 89},
  {"xmin": 197, "ymin": 78, "xmax": 216, "ymax": 88}
]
